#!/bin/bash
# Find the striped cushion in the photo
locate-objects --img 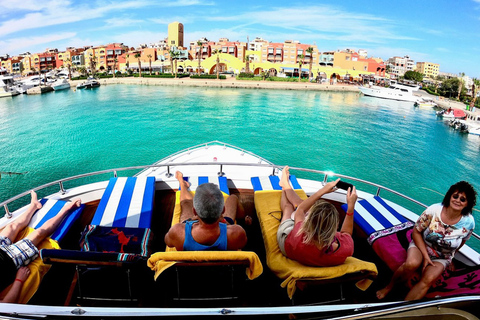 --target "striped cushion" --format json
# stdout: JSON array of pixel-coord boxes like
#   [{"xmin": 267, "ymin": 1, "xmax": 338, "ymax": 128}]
[
  {"xmin": 251, "ymin": 175, "xmax": 301, "ymax": 191},
  {"xmin": 28, "ymin": 199, "xmax": 85, "ymax": 242},
  {"xmin": 92, "ymin": 177, "xmax": 155, "ymax": 228},
  {"xmin": 342, "ymin": 196, "xmax": 409, "ymax": 236},
  {"xmin": 182, "ymin": 176, "xmax": 229, "ymax": 195}
]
